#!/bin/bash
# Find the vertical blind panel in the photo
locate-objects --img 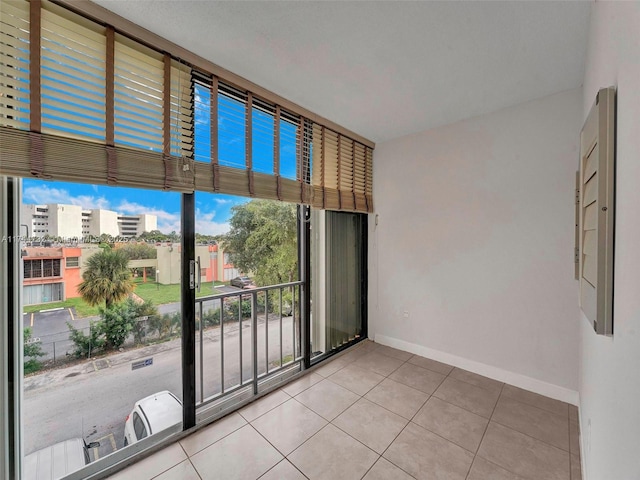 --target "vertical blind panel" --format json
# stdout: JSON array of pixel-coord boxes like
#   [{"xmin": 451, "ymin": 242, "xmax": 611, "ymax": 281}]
[
  {"xmin": 0, "ymin": 0, "xmax": 30, "ymax": 130},
  {"xmin": 114, "ymin": 35, "xmax": 163, "ymax": 151},
  {"xmin": 218, "ymin": 85, "xmax": 246, "ymax": 169},
  {"xmin": 252, "ymin": 99, "xmax": 275, "ymax": 175},
  {"xmin": 40, "ymin": 5, "xmax": 106, "ymax": 141},
  {"xmin": 279, "ymin": 117, "xmax": 298, "ymax": 180},
  {"xmin": 193, "ymin": 81, "xmax": 211, "ymax": 163},
  {"xmin": 170, "ymin": 61, "xmax": 193, "ymax": 158}
]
